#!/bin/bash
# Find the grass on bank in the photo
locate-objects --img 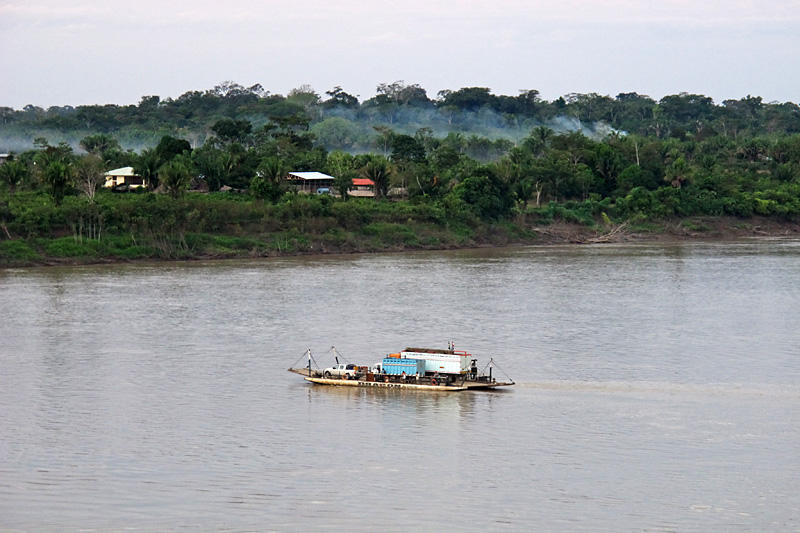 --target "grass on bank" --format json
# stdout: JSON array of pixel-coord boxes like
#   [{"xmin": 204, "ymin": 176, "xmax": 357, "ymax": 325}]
[{"xmin": 2, "ymin": 184, "xmax": 799, "ymax": 267}]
